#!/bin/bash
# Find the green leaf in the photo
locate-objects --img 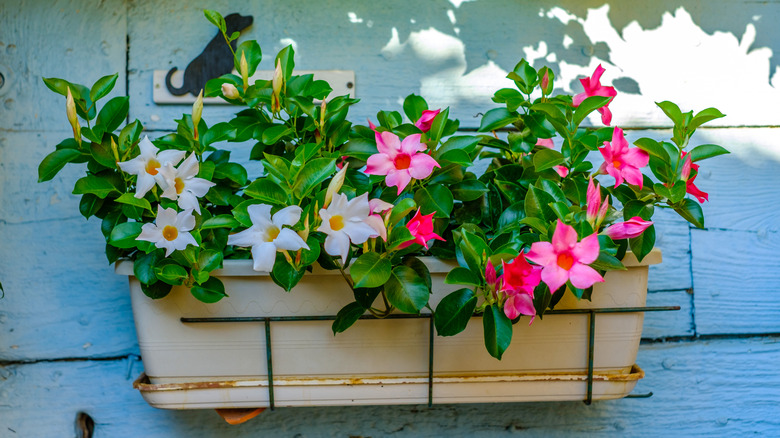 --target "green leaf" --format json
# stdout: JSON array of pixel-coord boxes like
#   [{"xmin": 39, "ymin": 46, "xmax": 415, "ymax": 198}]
[
  {"xmin": 198, "ymin": 249, "xmax": 223, "ymax": 272},
  {"xmin": 483, "ymin": 304, "xmax": 512, "ymax": 360},
  {"xmin": 202, "ymin": 122, "xmax": 237, "ymax": 146},
  {"xmin": 244, "ymin": 179, "xmax": 289, "ymax": 205},
  {"xmin": 203, "ymin": 9, "xmax": 226, "ymax": 32},
  {"xmin": 235, "ymin": 40, "xmax": 262, "ymax": 76},
  {"xmin": 438, "ymin": 149, "xmax": 473, "ymax": 166},
  {"xmin": 385, "ymin": 265, "xmax": 430, "ymax": 314},
  {"xmin": 634, "ymin": 138, "xmax": 671, "ymax": 164},
  {"xmin": 629, "ymin": 225, "xmax": 655, "ymax": 262},
  {"xmin": 201, "ymin": 214, "xmax": 239, "ymax": 230},
  {"xmin": 154, "ymin": 262, "xmax": 188, "ymax": 286},
  {"xmin": 270, "ymin": 256, "xmax": 305, "ymax": 291},
  {"xmin": 262, "ymin": 125, "xmax": 294, "ymax": 145},
  {"xmin": 675, "ymin": 198, "xmax": 704, "ymax": 228},
  {"xmin": 350, "ymin": 252, "xmax": 391, "ymax": 288},
  {"xmin": 403, "ymin": 94, "xmax": 428, "ymax": 122},
  {"xmin": 532, "ymin": 148, "xmax": 564, "ymax": 172},
  {"xmin": 89, "ymin": 73, "xmax": 119, "ymax": 102},
  {"xmin": 292, "ymin": 158, "xmax": 336, "ymax": 200},
  {"xmin": 478, "ymin": 108, "xmax": 519, "ymax": 132},
  {"xmin": 90, "ymin": 141, "xmax": 117, "ymax": 169},
  {"xmin": 332, "ymin": 301, "xmax": 366, "ymax": 335},
  {"xmin": 427, "ymin": 107, "xmax": 450, "ymax": 143},
  {"xmin": 656, "ymin": 101, "xmax": 683, "ymax": 126},
  {"xmin": 191, "ymin": 277, "xmax": 227, "ymax": 303},
  {"xmin": 388, "ymin": 198, "xmax": 417, "ymax": 226},
  {"xmin": 435, "ymin": 135, "xmax": 481, "ymax": 159},
  {"xmin": 524, "ymin": 186, "xmax": 556, "ymax": 222},
  {"xmin": 530, "ymin": 102, "xmax": 566, "ymax": 124},
  {"xmin": 214, "ymin": 162, "xmax": 248, "ymax": 185},
  {"xmin": 413, "ymin": 184, "xmax": 454, "ymax": 218},
  {"xmin": 450, "ymin": 179, "xmax": 489, "ymax": 202},
  {"xmin": 275, "ymin": 44, "xmax": 295, "ymax": 81},
  {"xmin": 444, "ymin": 267, "xmax": 482, "ymax": 287},
  {"xmin": 689, "ymin": 107, "xmax": 725, "ymax": 131},
  {"xmin": 115, "ymin": 192, "xmax": 153, "ymax": 212},
  {"xmin": 434, "ymin": 288, "xmax": 477, "ymax": 336},
  {"xmin": 108, "ymin": 222, "xmax": 143, "ymax": 249},
  {"xmin": 457, "ymin": 229, "xmax": 490, "ymax": 274},
  {"xmin": 78, "ymin": 194, "xmax": 104, "ymax": 218},
  {"xmin": 95, "ymin": 96, "xmax": 129, "ymax": 134},
  {"xmin": 342, "ymin": 138, "xmax": 377, "ymax": 161},
  {"xmin": 589, "ymin": 252, "xmax": 626, "ymax": 271},
  {"xmin": 38, "ymin": 149, "xmax": 83, "ymax": 182},
  {"xmin": 688, "ymin": 144, "xmax": 729, "ymax": 162},
  {"xmin": 387, "ymin": 226, "xmax": 414, "ymax": 251},
  {"xmin": 572, "ymin": 95, "xmax": 612, "ymax": 127},
  {"xmin": 141, "ymin": 281, "xmax": 172, "ymax": 299},
  {"xmin": 134, "ymin": 251, "xmax": 163, "ymax": 285}
]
